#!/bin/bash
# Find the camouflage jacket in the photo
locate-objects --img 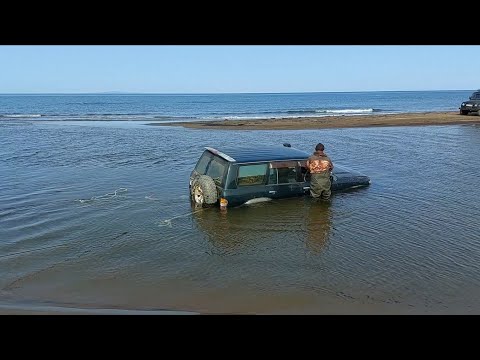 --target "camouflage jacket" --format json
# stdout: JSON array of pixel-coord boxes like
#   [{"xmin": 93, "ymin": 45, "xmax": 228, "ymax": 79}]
[{"xmin": 306, "ymin": 151, "xmax": 334, "ymax": 174}]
